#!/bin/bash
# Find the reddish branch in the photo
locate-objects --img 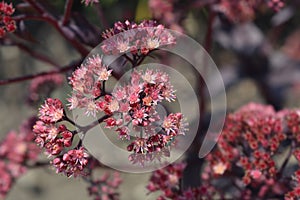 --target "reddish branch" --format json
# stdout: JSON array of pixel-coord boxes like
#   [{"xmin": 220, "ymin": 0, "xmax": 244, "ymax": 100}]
[
  {"xmin": 95, "ymin": 3, "xmax": 109, "ymax": 29},
  {"xmin": 0, "ymin": 59, "xmax": 82, "ymax": 86},
  {"xmin": 18, "ymin": 0, "xmax": 90, "ymax": 56},
  {"xmin": 62, "ymin": 0, "xmax": 74, "ymax": 26},
  {"xmin": 200, "ymin": 9, "xmax": 216, "ymax": 123}
]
